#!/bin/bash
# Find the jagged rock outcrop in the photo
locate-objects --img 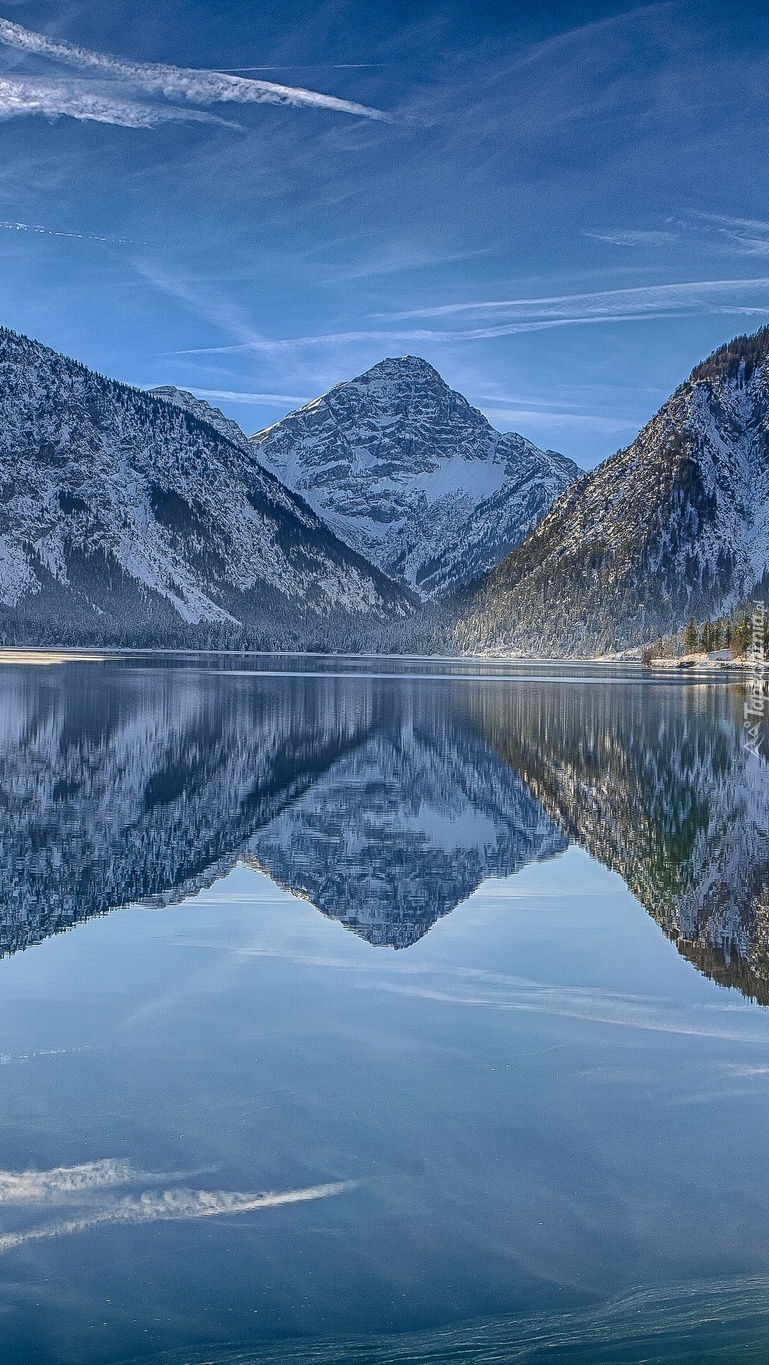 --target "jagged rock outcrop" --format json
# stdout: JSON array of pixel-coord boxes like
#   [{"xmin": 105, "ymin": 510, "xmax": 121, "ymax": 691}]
[{"xmin": 148, "ymin": 385, "xmax": 253, "ymax": 451}]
